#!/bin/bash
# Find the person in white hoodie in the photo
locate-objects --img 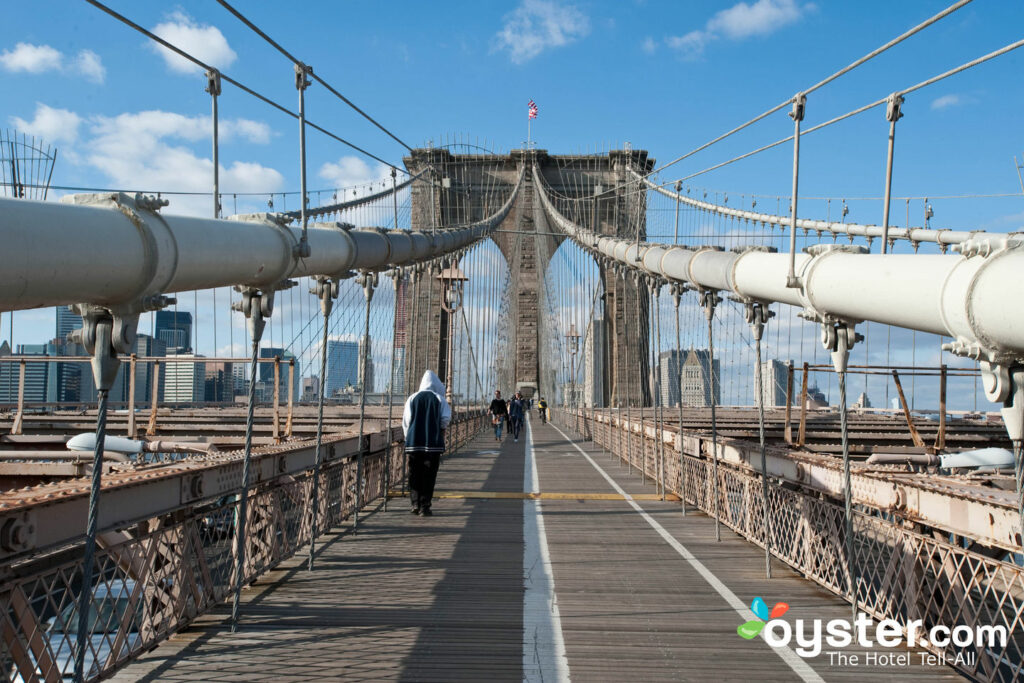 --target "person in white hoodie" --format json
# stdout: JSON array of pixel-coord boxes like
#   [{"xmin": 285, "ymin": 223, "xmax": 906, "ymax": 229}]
[{"xmin": 401, "ymin": 370, "xmax": 452, "ymax": 516}]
